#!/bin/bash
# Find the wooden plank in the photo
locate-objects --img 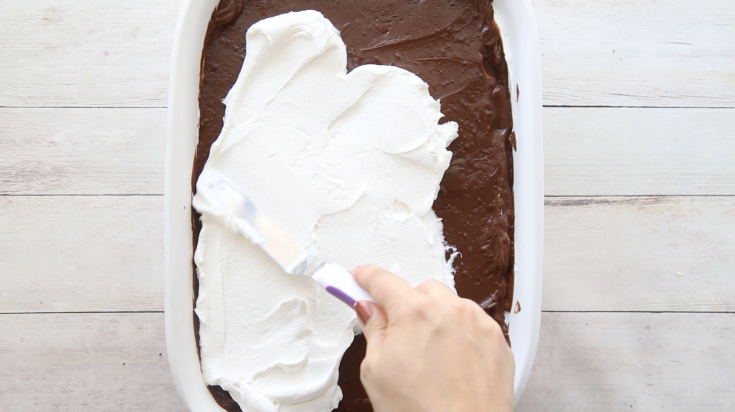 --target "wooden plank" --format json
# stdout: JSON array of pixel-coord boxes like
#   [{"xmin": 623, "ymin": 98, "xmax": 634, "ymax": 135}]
[
  {"xmin": 1, "ymin": 1, "xmax": 733, "ymax": 108},
  {"xmin": 0, "ymin": 313, "xmax": 184, "ymax": 411},
  {"xmin": 534, "ymin": 0, "xmax": 735, "ymax": 107},
  {"xmin": 544, "ymin": 196, "xmax": 735, "ymax": 312},
  {"xmin": 0, "ymin": 0, "xmax": 181, "ymax": 107},
  {"xmin": 4, "ymin": 107, "xmax": 733, "ymax": 196},
  {"xmin": 1, "ymin": 312, "xmax": 732, "ymax": 411},
  {"xmin": 545, "ymin": 108, "xmax": 735, "ymax": 196},
  {"xmin": 0, "ymin": 196, "xmax": 162, "ymax": 313},
  {"xmin": 517, "ymin": 312, "xmax": 735, "ymax": 411},
  {"xmin": 0, "ymin": 108, "xmax": 165, "ymax": 195}
]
